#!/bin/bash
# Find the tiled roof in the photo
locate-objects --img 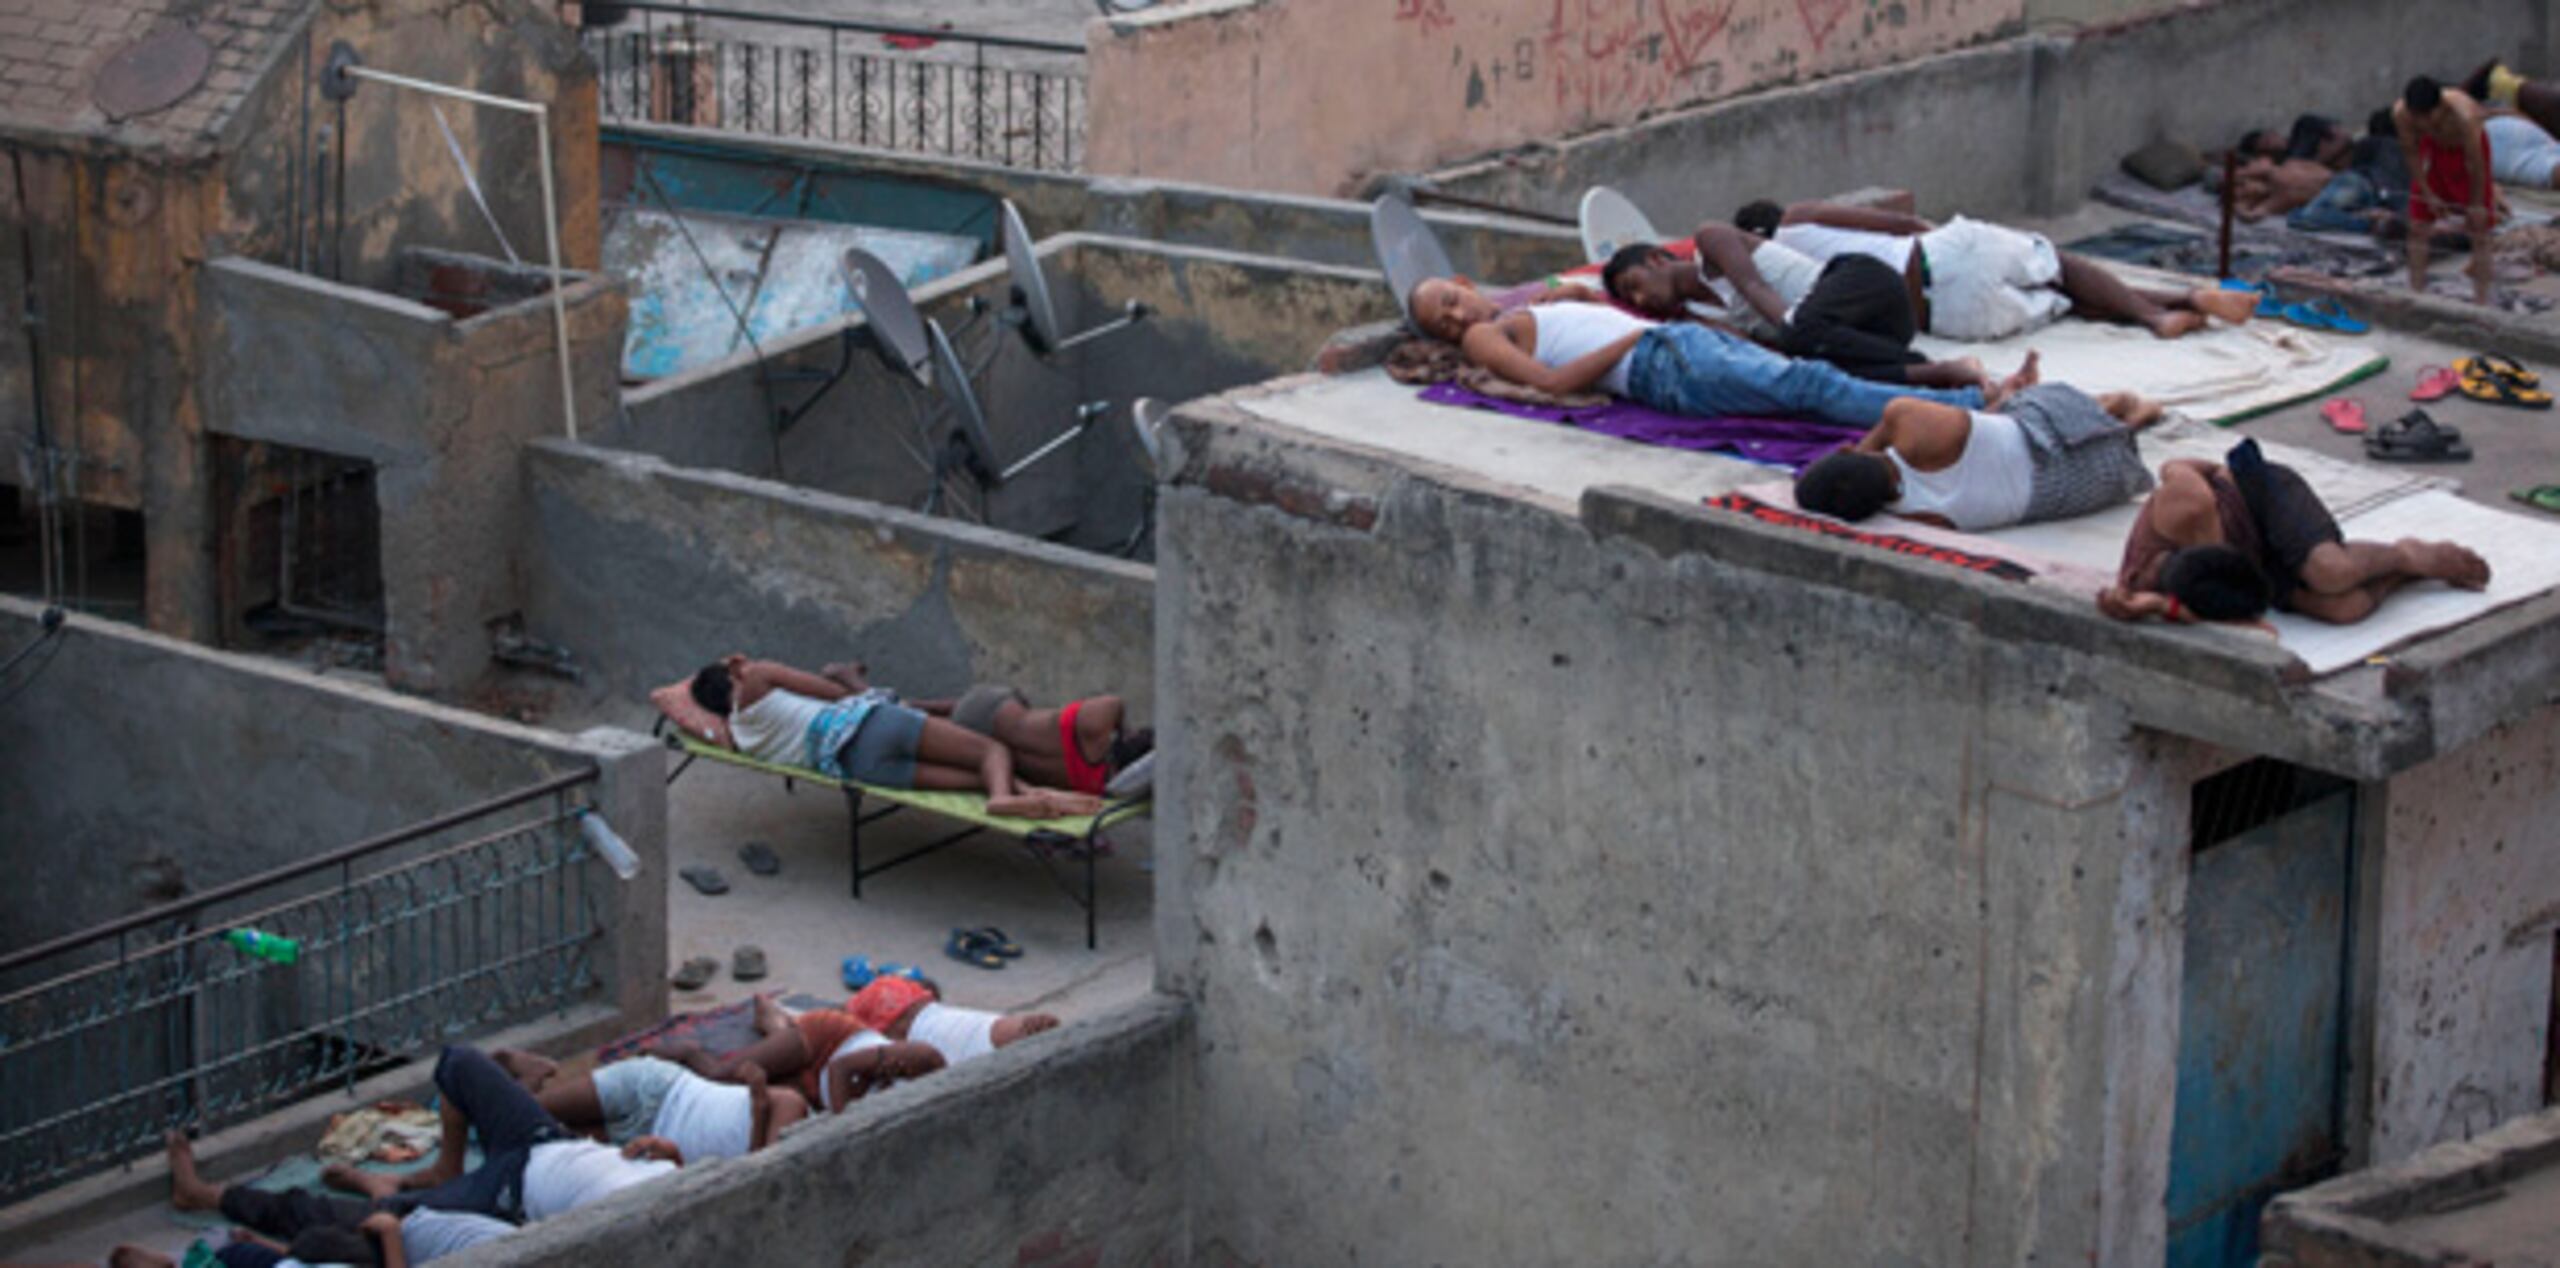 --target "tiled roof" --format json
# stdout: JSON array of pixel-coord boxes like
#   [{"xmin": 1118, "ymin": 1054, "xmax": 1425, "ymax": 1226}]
[{"xmin": 0, "ymin": 0, "xmax": 311, "ymax": 154}]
